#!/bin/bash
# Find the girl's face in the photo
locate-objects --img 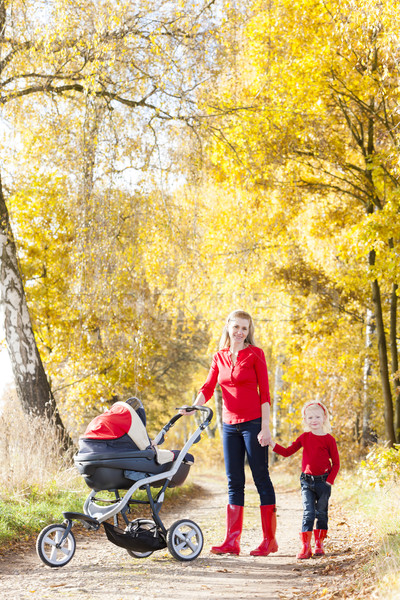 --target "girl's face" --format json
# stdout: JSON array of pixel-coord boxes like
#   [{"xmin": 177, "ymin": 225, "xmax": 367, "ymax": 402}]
[
  {"xmin": 228, "ymin": 317, "xmax": 250, "ymax": 347},
  {"xmin": 304, "ymin": 405, "xmax": 326, "ymax": 434}
]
